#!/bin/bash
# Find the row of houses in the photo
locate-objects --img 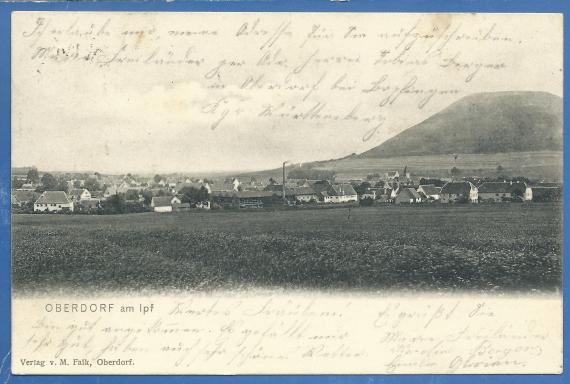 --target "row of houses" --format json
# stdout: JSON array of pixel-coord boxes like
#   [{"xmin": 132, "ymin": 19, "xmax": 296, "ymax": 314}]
[
  {"xmin": 12, "ymin": 174, "xmax": 562, "ymax": 213},
  {"xmin": 387, "ymin": 181, "xmax": 560, "ymax": 204}
]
